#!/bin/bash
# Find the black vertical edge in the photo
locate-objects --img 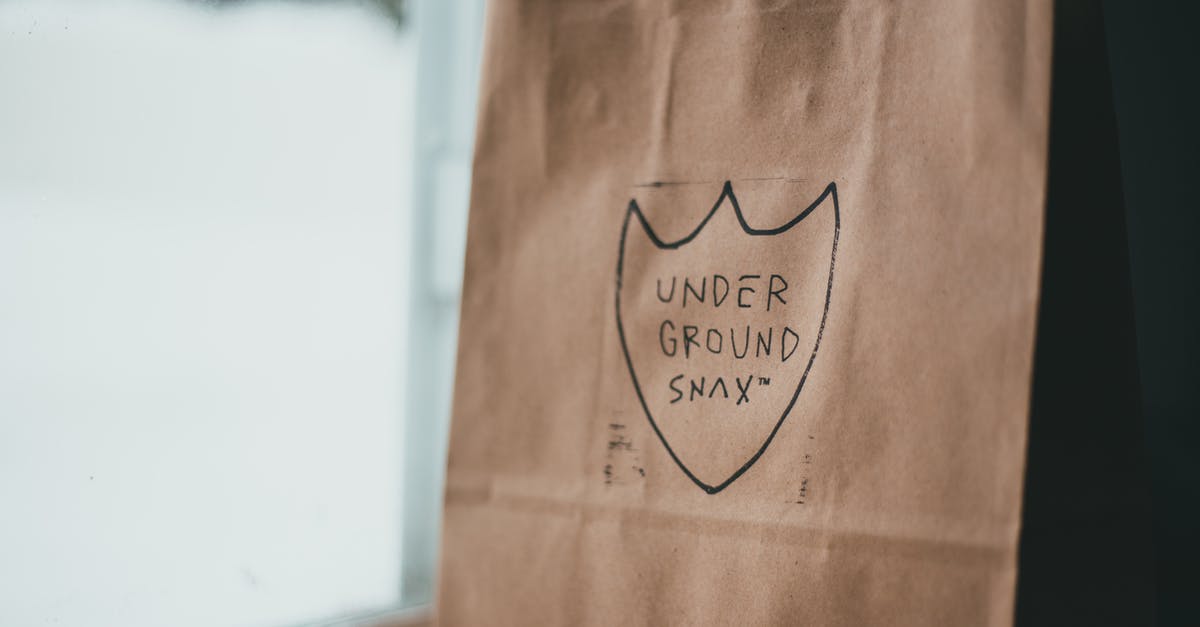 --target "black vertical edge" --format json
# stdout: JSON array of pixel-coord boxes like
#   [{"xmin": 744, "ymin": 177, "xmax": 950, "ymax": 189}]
[{"xmin": 1015, "ymin": 2, "xmax": 1157, "ymax": 625}]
